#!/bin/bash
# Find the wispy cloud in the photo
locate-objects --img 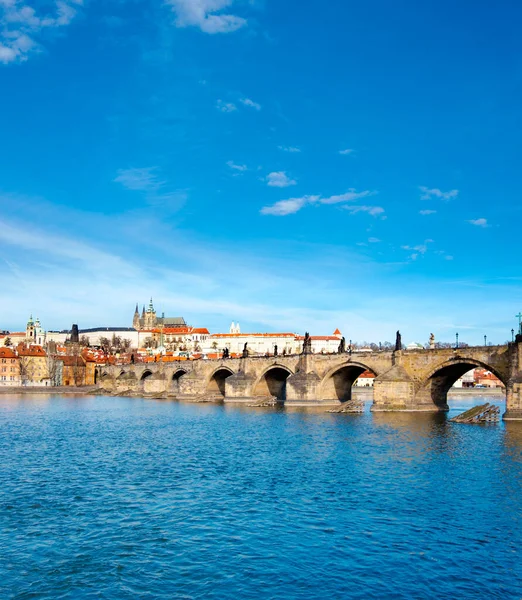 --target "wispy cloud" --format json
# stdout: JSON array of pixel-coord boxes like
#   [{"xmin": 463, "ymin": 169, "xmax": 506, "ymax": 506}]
[
  {"xmin": 419, "ymin": 186, "xmax": 459, "ymax": 201},
  {"xmin": 114, "ymin": 167, "xmax": 186, "ymax": 212},
  {"xmin": 339, "ymin": 149, "xmax": 354, "ymax": 155},
  {"xmin": 0, "ymin": 0, "xmax": 82, "ymax": 64},
  {"xmin": 165, "ymin": 0, "xmax": 247, "ymax": 34},
  {"xmin": 227, "ymin": 160, "xmax": 248, "ymax": 172},
  {"xmin": 217, "ymin": 99, "xmax": 237, "ymax": 112},
  {"xmin": 261, "ymin": 189, "xmax": 375, "ymax": 216},
  {"xmin": 368, "ymin": 237, "xmax": 381, "ymax": 243},
  {"xmin": 468, "ymin": 218, "xmax": 489, "ymax": 228},
  {"xmin": 278, "ymin": 146, "xmax": 301, "ymax": 153},
  {"xmin": 419, "ymin": 209, "xmax": 437, "ymax": 215},
  {"xmin": 240, "ymin": 97, "xmax": 261, "ymax": 110},
  {"xmin": 266, "ymin": 171, "xmax": 297, "ymax": 188},
  {"xmin": 401, "ymin": 239, "xmax": 434, "ymax": 260},
  {"xmin": 343, "ymin": 205, "xmax": 385, "ymax": 217},
  {"xmin": 114, "ymin": 167, "xmax": 163, "ymax": 192}
]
